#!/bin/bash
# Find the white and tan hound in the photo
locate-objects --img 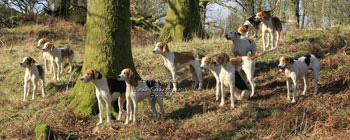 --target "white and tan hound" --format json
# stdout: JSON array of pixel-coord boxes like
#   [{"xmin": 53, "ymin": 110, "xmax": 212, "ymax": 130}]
[
  {"xmin": 215, "ymin": 53, "xmax": 250, "ymax": 108},
  {"xmin": 36, "ymin": 38, "xmax": 53, "ymax": 73},
  {"xmin": 278, "ymin": 54, "xmax": 320, "ymax": 103},
  {"xmin": 255, "ymin": 1, "xmax": 295, "ymax": 50},
  {"xmin": 118, "ymin": 68, "xmax": 167, "ymax": 124},
  {"xmin": 20, "ymin": 57, "xmax": 45, "ymax": 101},
  {"xmin": 200, "ymin": 55, "xmax": 248, "ymax": 101},
  {"xmin": 202, "ymin": 50, "xmax": 274, "ymax": 99},
  {"xmin": 153, "ymin": 42, "xmax": 203, "ymax": 91},
  {"xmin": 238, "ymin": 15, "xmax": 261, "ymax": 38},
  {"xmin": 42, "ymin": 42, "xmax": 74, "ymax": 80},
  {"xmin": 225, "ymin": 30, "xmax": 257, "ymax": 57},
  {"xmin": 80, "ymin": 68, "xmax": 126, "ymax": 125}
]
